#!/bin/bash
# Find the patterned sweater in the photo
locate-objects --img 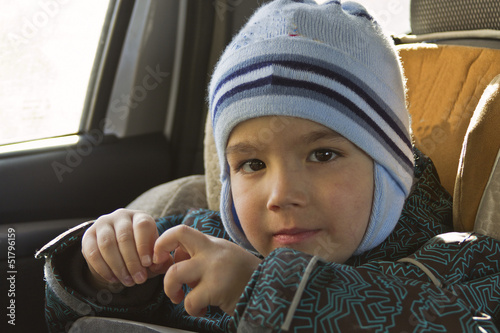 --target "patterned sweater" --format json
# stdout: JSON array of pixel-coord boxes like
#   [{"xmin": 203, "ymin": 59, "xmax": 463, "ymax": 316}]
[{"xmin": 36, "ymin": 150, "xmax": 500, "ymax": 332}]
